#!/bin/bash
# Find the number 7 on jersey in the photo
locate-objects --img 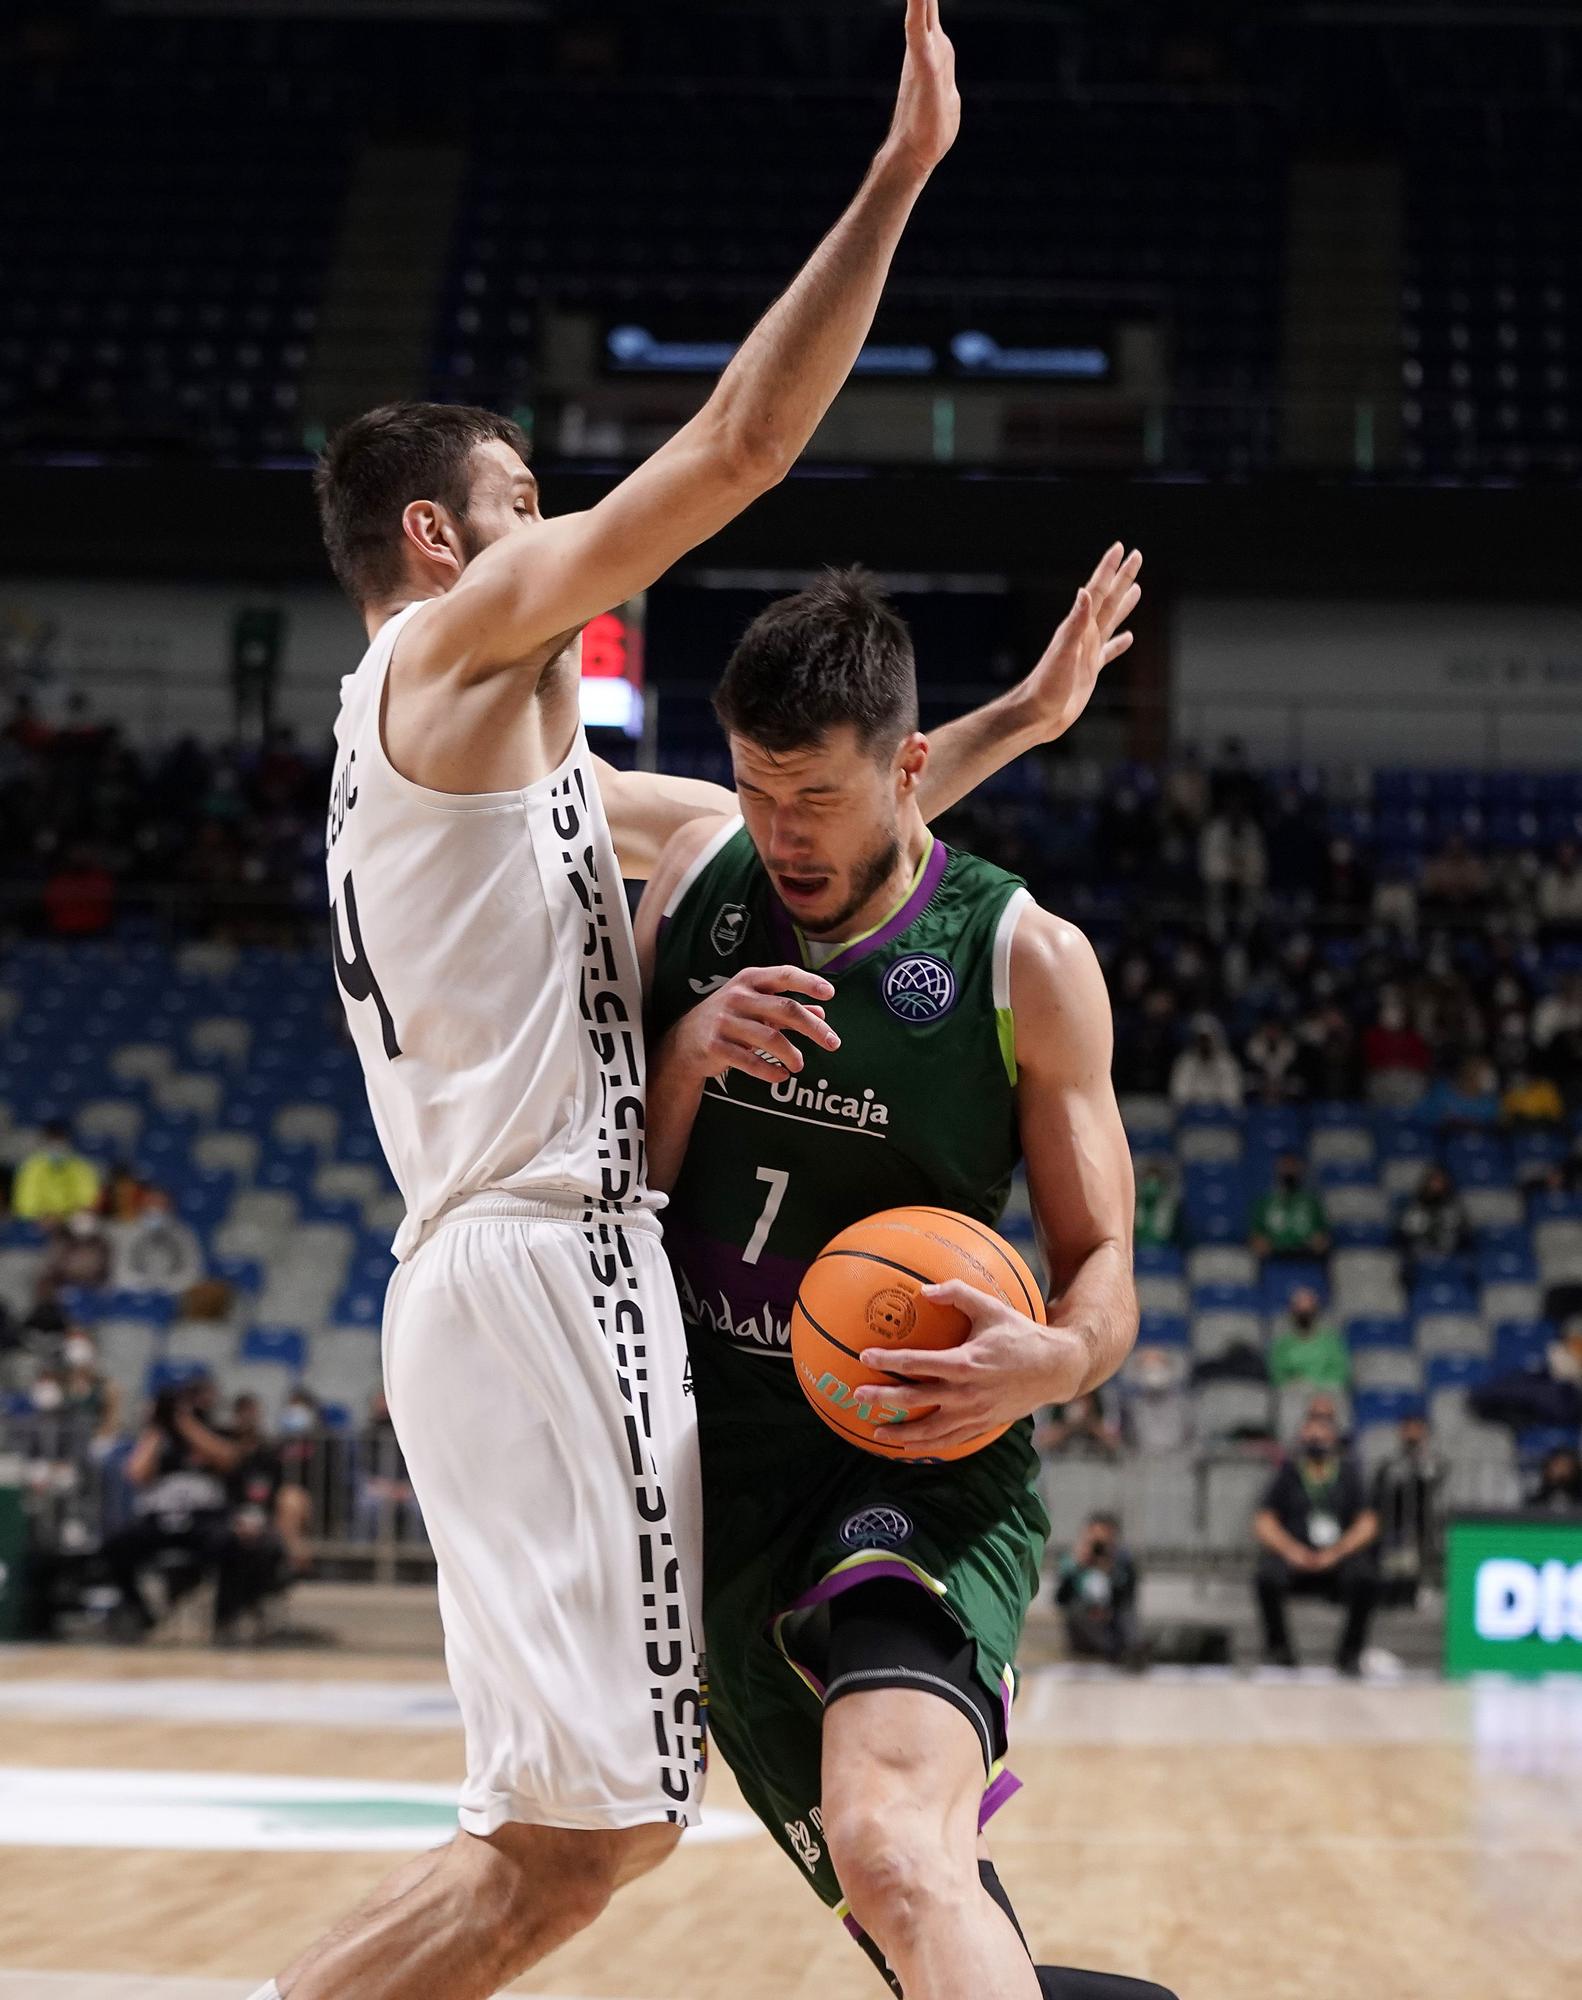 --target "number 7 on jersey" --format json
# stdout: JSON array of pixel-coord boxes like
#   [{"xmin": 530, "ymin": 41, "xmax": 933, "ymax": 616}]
[{"xmin": 743, "ymin": 1167, "xmax": 790, "ymax": 1267}]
